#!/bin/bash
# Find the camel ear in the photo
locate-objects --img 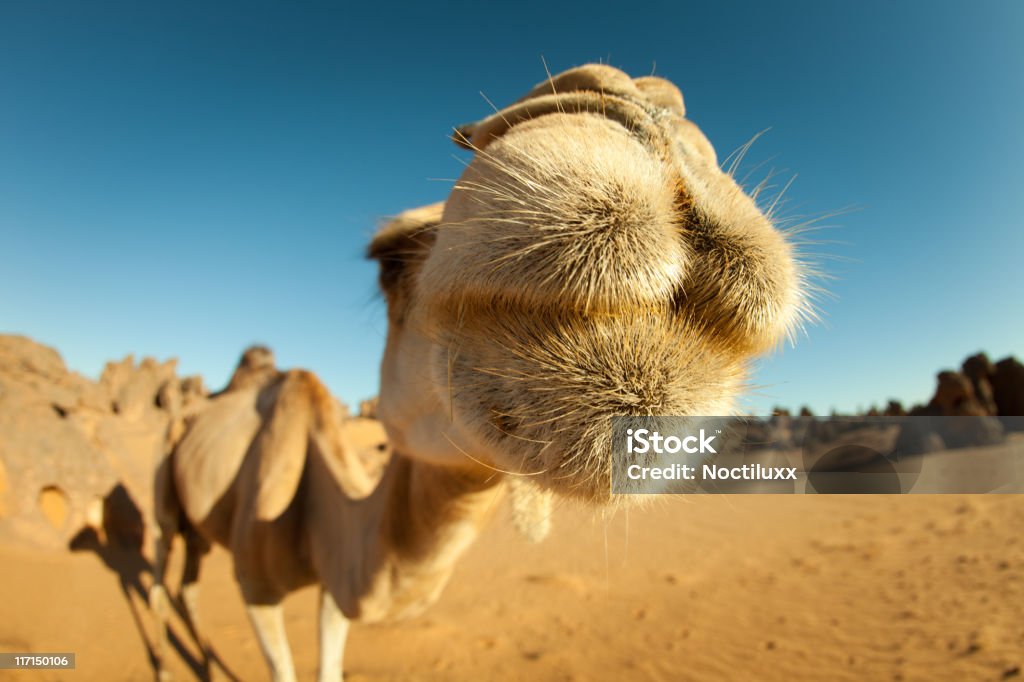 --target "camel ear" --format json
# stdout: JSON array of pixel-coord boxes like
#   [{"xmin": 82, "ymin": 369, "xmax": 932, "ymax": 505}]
[
  {"xmin": 507, "ymin": 478, "xmax": 553, "ymax": 543},
  {"xmin": 368, "ymin": 202, "xmax": 443, "ymax": 321}
]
